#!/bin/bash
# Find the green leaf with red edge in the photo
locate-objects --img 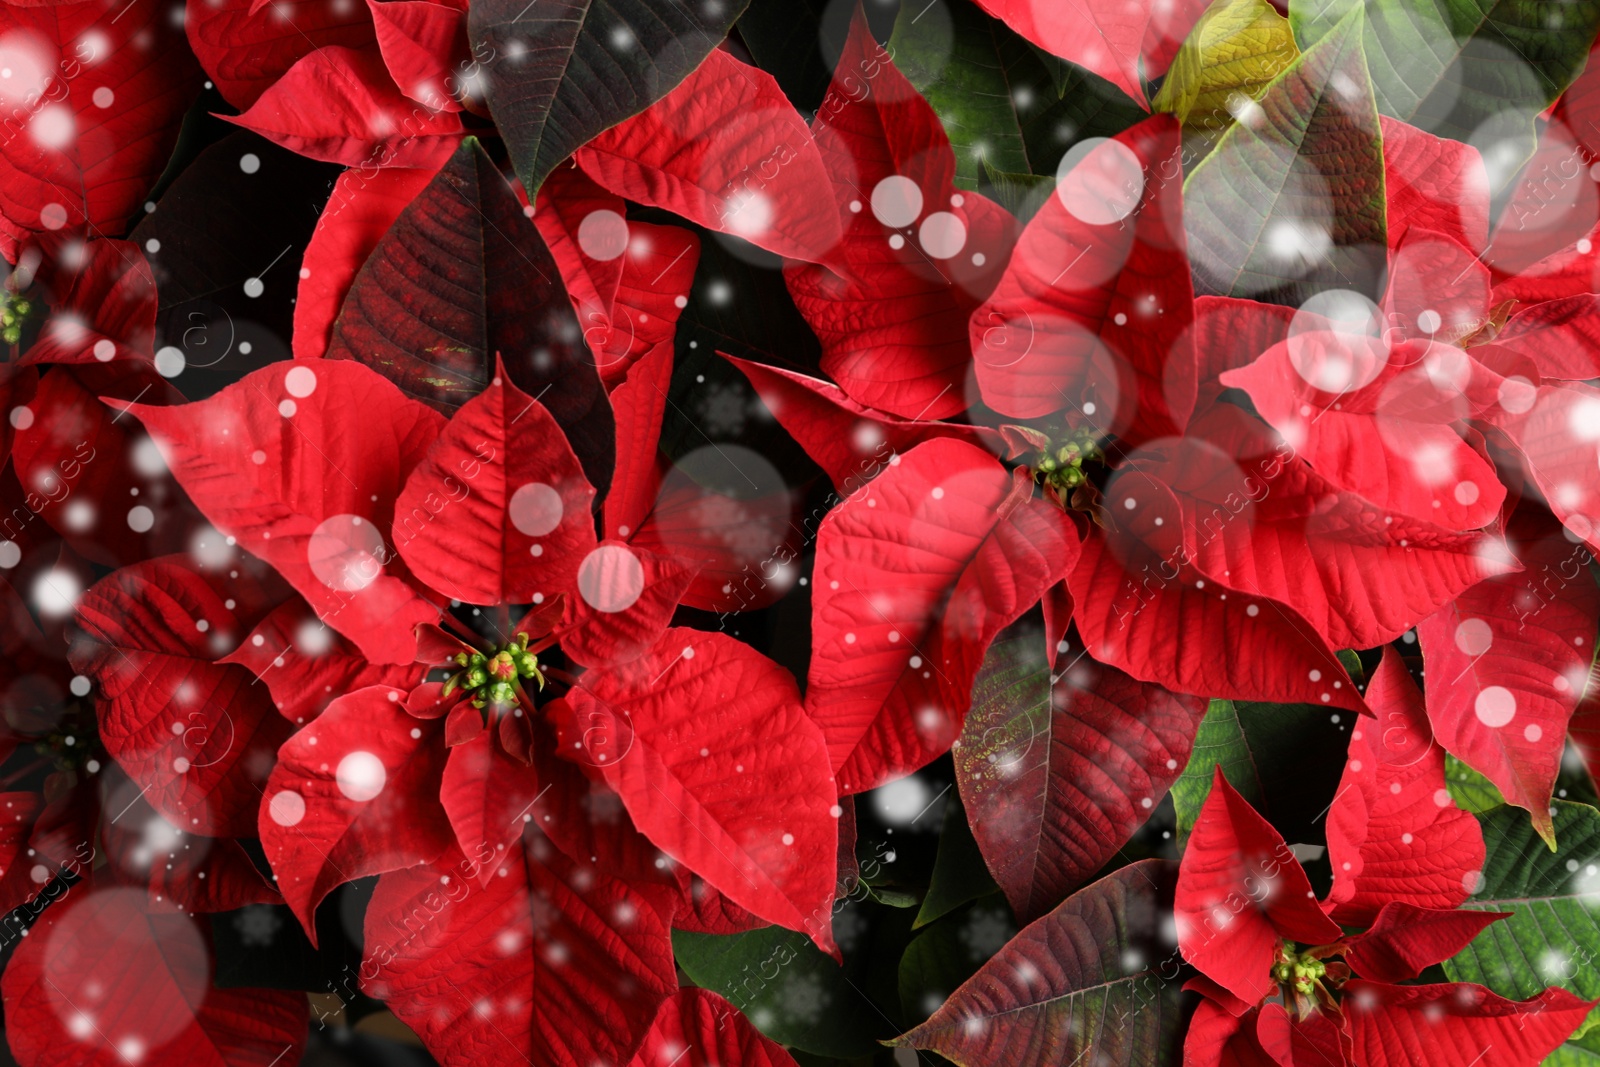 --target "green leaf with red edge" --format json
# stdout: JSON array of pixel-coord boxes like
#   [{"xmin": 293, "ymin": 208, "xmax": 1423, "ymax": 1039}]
[
  {"xmin": 364, "ymin": 832, "xmax": 677, "ymax": 1067},
  {"xmin": 468, "ymin": 0, "xmax": 749, "ymax": 197},
  {"xmin": 323, "ymin": 137, "xmax": 615, "ymax": 495},
  {"xmin": 1183, "ymin": 5, "xmax": 1385, "ymax": 301},
  {"xmin": 392, "ymin": 359, "xmax": 598, "ymax": 606},
  {"xmin": 561, "ymin": 628, "xmax": 840, "ymax": 957},
  {"xmin": 890, "ymin": 861, "xmax": 1184, "ymax": 1067},
  {"xmin": 806, "ymin": 438, "xmax": 1078, "ymax": 795},
  {"xmin": 67, "ymin": 556, "xmax": 292, "ymax": 838},
  {"xmin": 954, "ymin": 625, "xmax": 1206, "ymax": 924},
  {"xmin": 1, "ymin": 888, "xmax": 308, "ymax": 1067},
  {"xmin": 1443, "ymin": 800, "xmax": 1600, "ymax": 1041},
  {"xmin": 259, "ymin": 685, "xmax": 454, "ymax": 943}
]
